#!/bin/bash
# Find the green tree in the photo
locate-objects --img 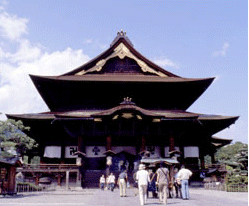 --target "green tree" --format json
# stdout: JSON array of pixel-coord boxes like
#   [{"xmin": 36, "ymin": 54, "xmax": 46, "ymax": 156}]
[
  {"xmin": 215, "ymin": 141, "xmax": 245, "ymax": 163},
  {"xmin": 0, "ymin": 119, "xmax": 38, "ymax": 158}
]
